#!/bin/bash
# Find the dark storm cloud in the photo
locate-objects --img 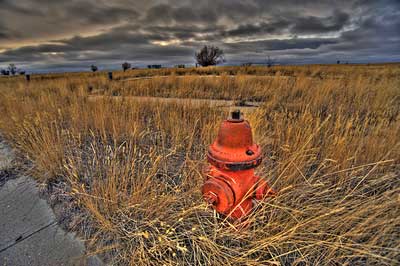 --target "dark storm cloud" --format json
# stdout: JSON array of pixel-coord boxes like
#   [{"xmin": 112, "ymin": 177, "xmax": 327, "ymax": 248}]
[
  {"xmin": 66, "ymin": 3, "xmax": 139, "ymax": 25},
  {"xmin": 0, "ymin": 0, "xmax": 399, "ymax": 72},
  {"xmin": 0, "ymin": 25, "xmax": 10, "ymax": 40},
  {"xmin": 221, "ymin": 10, "xmax": 350, "ymax": 38},
  {"xmin": 224, "ymin": 19, "xmax": 292, "ymax": 37},
  {"xmin": 0, "ymin": 0, "xmax": 43, "ymax": 16},
  {"xmin": 224, "ymin": 38, "xmax": 338, "ymax": 52},
  {"xmin": 143, "ymin": 3, "xmax": 219, "ymax": 24},
  {"xmin": 290, "ymin": 11, "xmax": 350, "ymax": 34},
  {"xmin": 0, "ymin": 24, "xmax": 194, "ymax": 67}
]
